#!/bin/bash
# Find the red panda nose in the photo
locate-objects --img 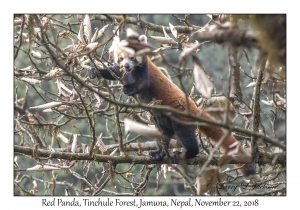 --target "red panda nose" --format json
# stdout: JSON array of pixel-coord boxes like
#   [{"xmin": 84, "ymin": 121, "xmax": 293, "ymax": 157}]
[{"xmin": 124, "ymin": 63, "xmax": 130, "ymax": 69}]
